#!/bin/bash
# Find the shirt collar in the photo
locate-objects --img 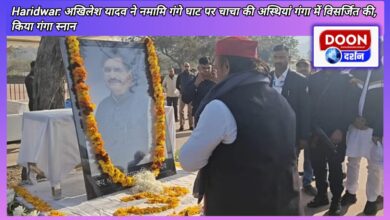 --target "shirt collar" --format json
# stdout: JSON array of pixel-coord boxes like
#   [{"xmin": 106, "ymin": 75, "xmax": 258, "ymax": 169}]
[
  {"xmin": 111, "ymin": 91, "xmax": 131, "ymax": 103},
  {"xmin": 275, "ymin": 67, "xmax": 289, "ymax": 81}
]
